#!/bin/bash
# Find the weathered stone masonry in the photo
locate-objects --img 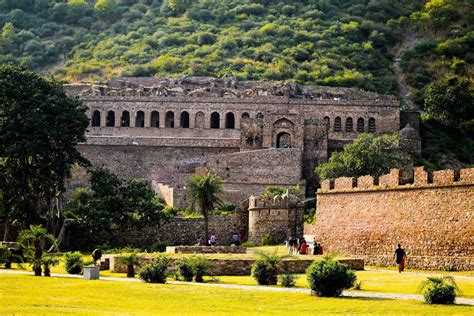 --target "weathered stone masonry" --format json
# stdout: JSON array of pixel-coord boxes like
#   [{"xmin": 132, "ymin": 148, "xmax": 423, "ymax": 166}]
[{"xmin": 305, "ymin": 167, "xmax": 474, "ymax": 270}]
